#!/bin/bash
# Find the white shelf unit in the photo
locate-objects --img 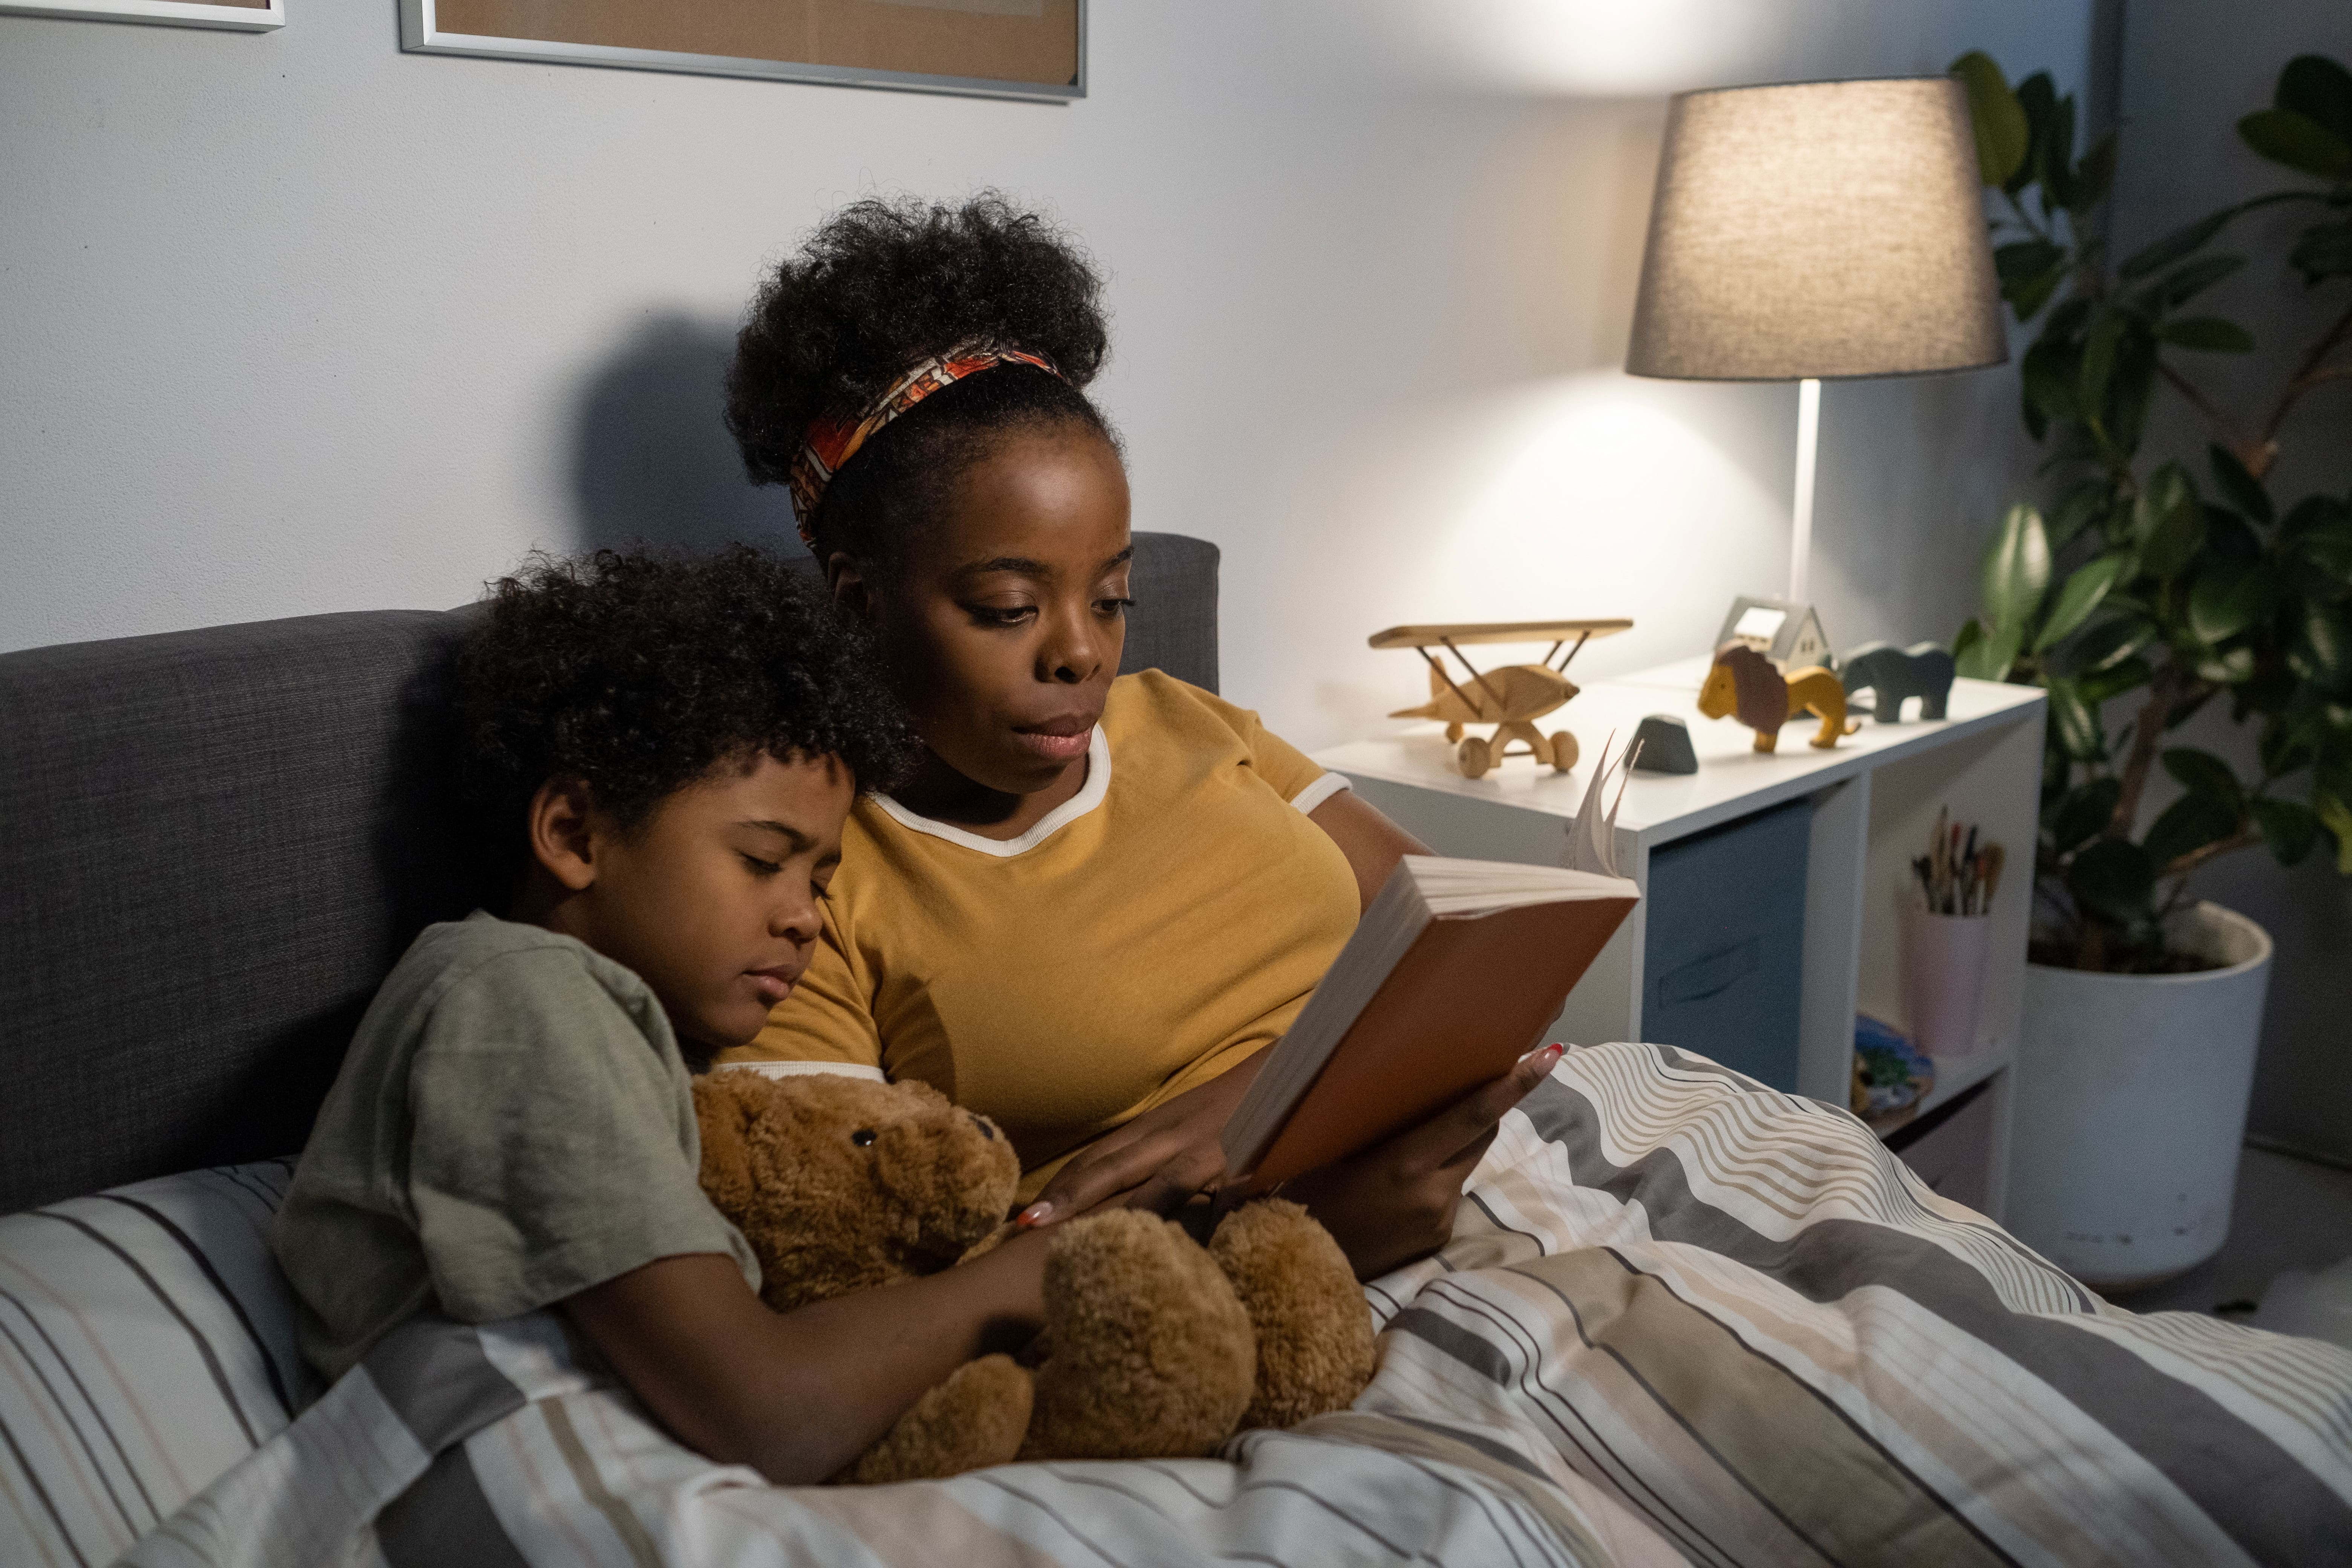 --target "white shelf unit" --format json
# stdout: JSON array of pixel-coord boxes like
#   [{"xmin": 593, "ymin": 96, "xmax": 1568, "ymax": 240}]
[{"xmin": 1315, "ymin": 657, "xmax": 2046, "ymax": 1220}]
